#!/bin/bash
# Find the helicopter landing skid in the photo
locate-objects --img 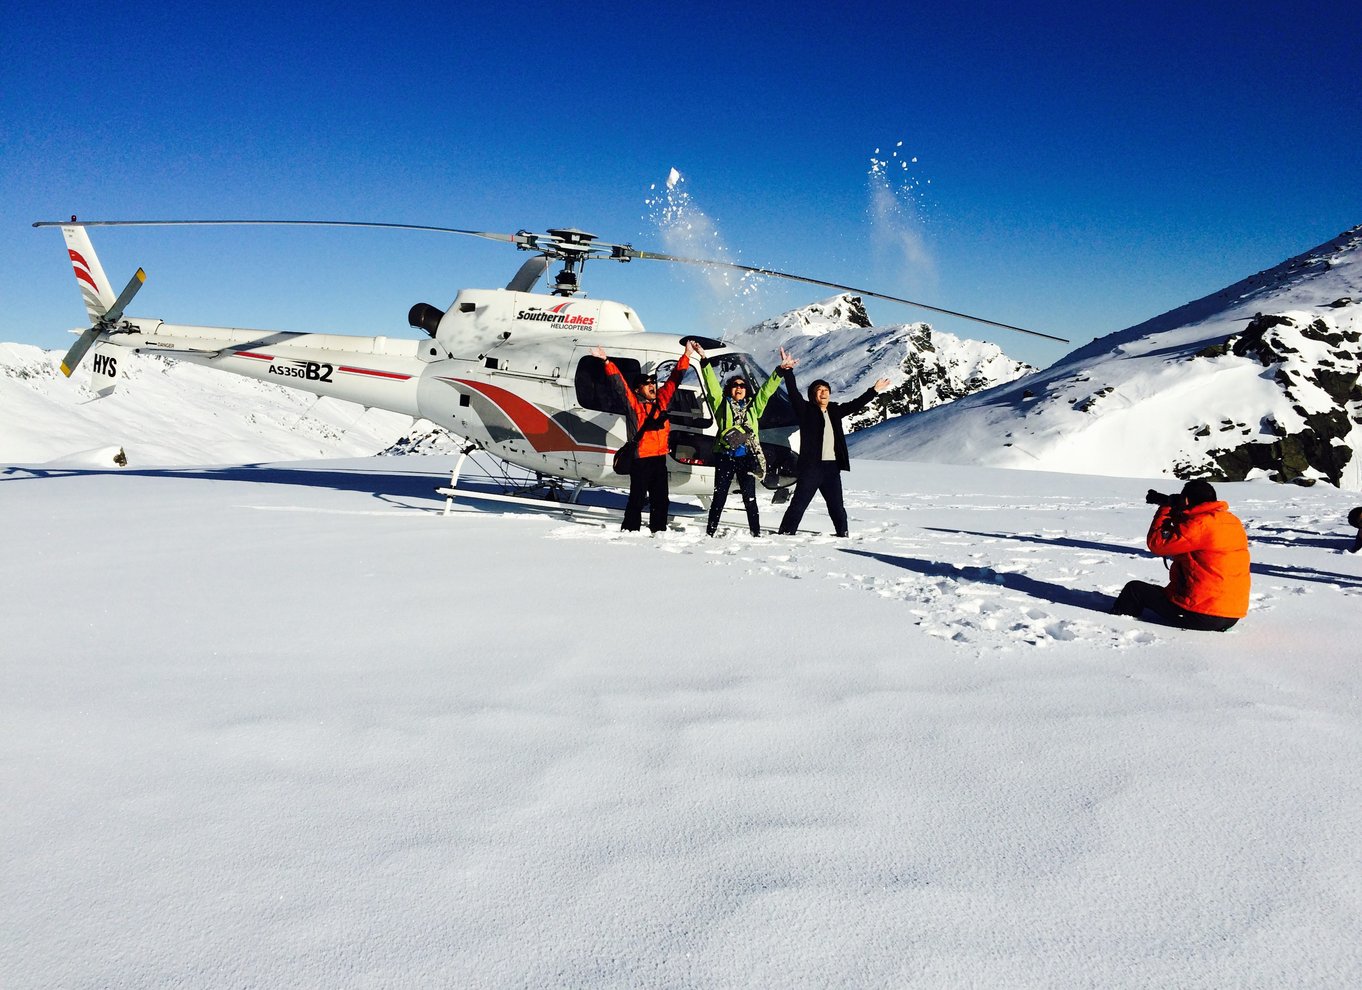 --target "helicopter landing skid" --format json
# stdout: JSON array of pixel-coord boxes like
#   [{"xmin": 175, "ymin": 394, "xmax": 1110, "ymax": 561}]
[
  {"xmin": 437, "ymin": 485, "xmax": 624, "ymax": 521},
  {"xmin": 436, "ymin": 445, "xmax": 624, "ymax": 520}
]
